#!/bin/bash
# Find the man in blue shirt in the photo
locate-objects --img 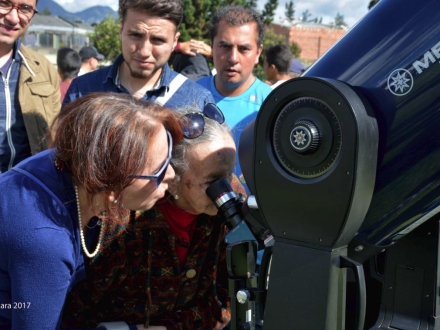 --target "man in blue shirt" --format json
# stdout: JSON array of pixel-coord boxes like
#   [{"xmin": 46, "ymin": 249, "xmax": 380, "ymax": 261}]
[
  {"xmin": 63, "ymin": 0, "xmax": 213, "ymax": 110},
  {"xmin": 197, "ymin": 6, "xmax": 272, "ymax": 191}
]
